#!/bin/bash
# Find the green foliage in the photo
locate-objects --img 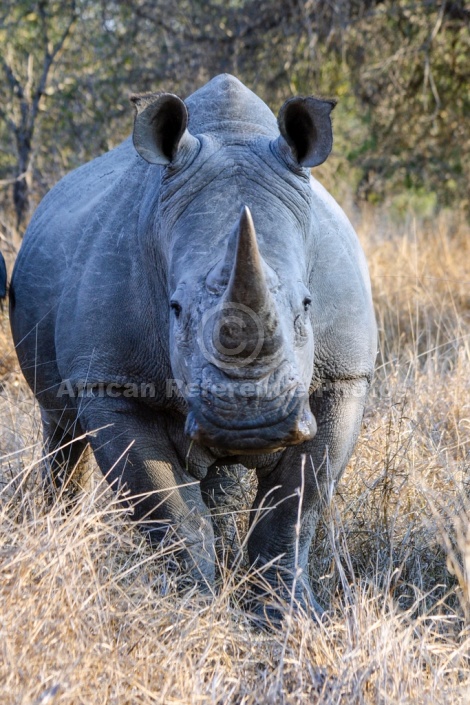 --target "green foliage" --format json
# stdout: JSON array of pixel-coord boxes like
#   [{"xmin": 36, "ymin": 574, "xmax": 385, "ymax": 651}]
[
  {"xmin": 389, "ymin": 188, "xmax": 438, "ymax": 221},
  {"xmin": 0, "ymin": 0, "xmax": 469, "ymax": 229},
  {"xmin": 345, "ymin": 0, "xmax": 470, "ymax": 212}
]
